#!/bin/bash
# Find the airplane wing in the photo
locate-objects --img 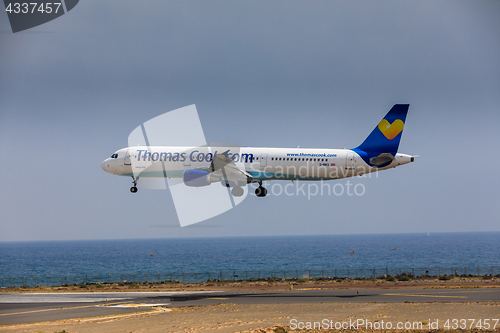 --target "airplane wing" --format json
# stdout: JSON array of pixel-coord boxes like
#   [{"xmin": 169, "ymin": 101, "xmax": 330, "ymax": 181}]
[{"xmin": 210, "ymin": 151, "xmax": 254, "ymax": 186}]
